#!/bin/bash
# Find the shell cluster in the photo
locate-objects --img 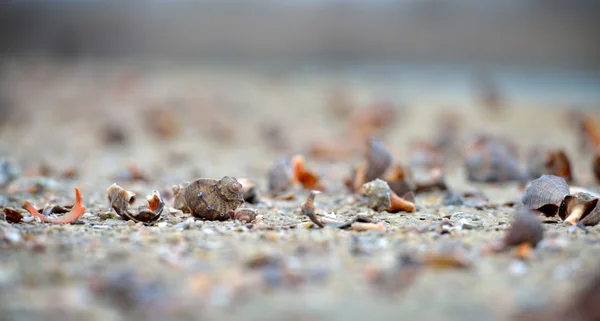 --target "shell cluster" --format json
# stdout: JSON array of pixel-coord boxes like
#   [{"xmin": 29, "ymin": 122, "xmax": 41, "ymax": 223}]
[{"xmin": 523, "ymin": 175, "xmax": 600, "ymax": 226}]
